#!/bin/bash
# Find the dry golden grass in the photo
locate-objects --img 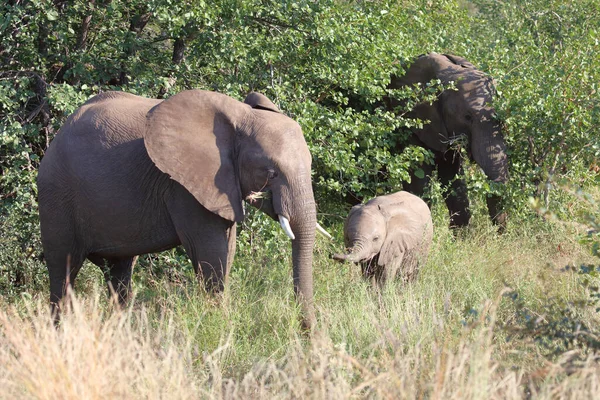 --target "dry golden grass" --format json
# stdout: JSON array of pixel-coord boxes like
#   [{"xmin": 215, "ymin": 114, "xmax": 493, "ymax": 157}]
[
  {"xmin": 0, "ymin": 293, "xmax": 201, "ymax": 399},
  {"xmin": 1, "ymin": 289, "xmax": 599, "ymax": 399}
]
